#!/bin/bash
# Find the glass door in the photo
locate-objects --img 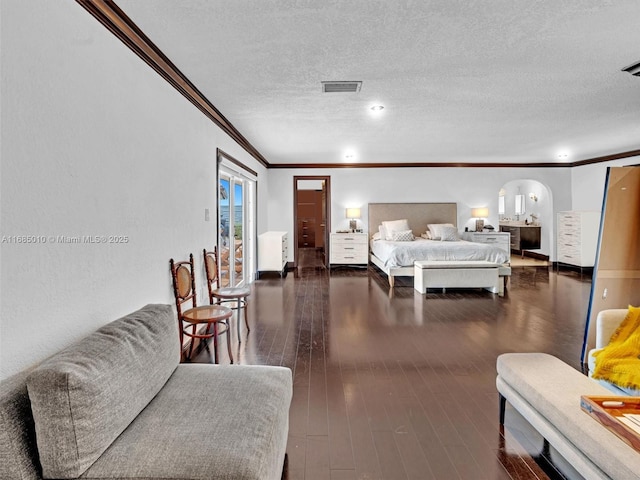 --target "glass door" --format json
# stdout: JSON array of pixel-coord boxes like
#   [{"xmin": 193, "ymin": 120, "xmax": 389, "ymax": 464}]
[
  {"xmin": 219, "ymin": 169, "xmax": 253, "ymax": 287},
  {"xmin": 231, "ymin": 179, "xmax": 244, "ymax": 286},
  {"xmin": 217, "ymin": 149, "xmax": 256, "ymax": 287}
]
